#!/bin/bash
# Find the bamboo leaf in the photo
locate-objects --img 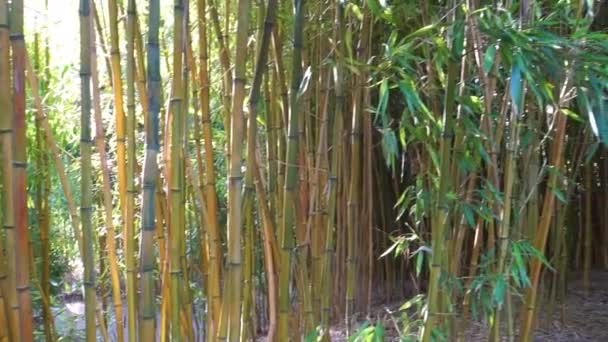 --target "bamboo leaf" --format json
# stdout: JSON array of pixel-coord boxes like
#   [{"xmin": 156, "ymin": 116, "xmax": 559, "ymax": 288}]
[
  {"xmin": 463, "ymin": 204, "xmax": 476, "ymax": 227},
  {"xmin": 552, "ymin": 186, "xmax": 567, "ymax": 204},
  {"xmin": 492, "ymin": 275, "xmax": 506, "ymax": 308},
  {"xmin": 483, "ymin": 44, "xmax": 498, "ymax": 74},
  {"xmin": 452, "ymin": 18, "xmax": 465, "ymax": 59},
  {"xmin": 297, "ymin": 66, "xmax": 312, "ymax": 97},
  {"xmin": 404, "ymin": 24, "xmax": 437, "ymax": 41},
  {"xmin": 510, "ymin": 55, "xmax": 524, "ymax": 114}
]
